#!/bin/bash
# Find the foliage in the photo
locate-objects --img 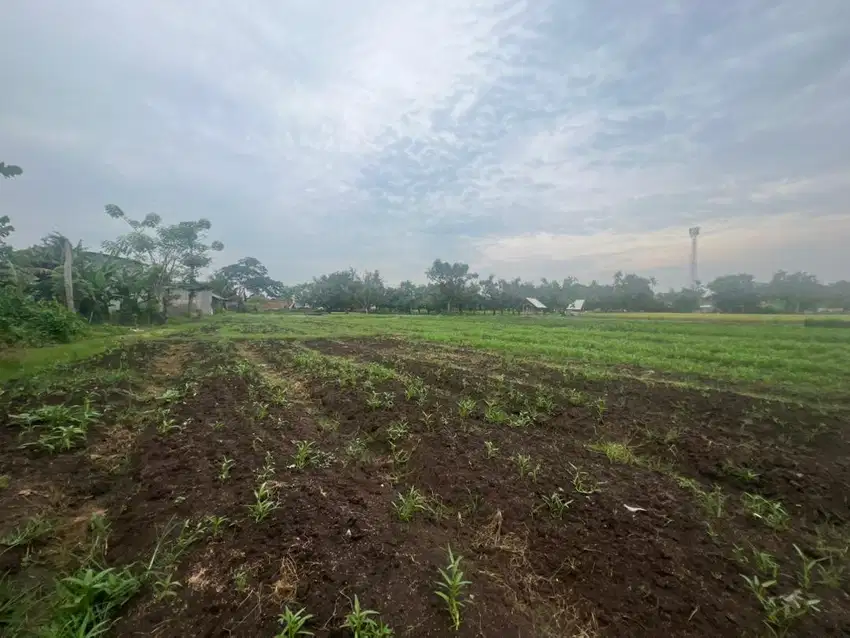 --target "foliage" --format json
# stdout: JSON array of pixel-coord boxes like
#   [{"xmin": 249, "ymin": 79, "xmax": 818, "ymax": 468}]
[
  {"xmin": 434, "ymin": 545, "xmax": 472, "ymax": 631},
  {"xmin": 341, "ymin": 596, "xmax": 394, "ymax": 637},
  {"xmin": 275, "ymin": 607, "xmax": 314, "ymax": 638},
  {"xmin": 212, "ymin": 257, "xmax": 283, "ymax": 299},
  {"xmin": 0, "ymin": 289, "xmax": 86, "ymax": 346}
]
